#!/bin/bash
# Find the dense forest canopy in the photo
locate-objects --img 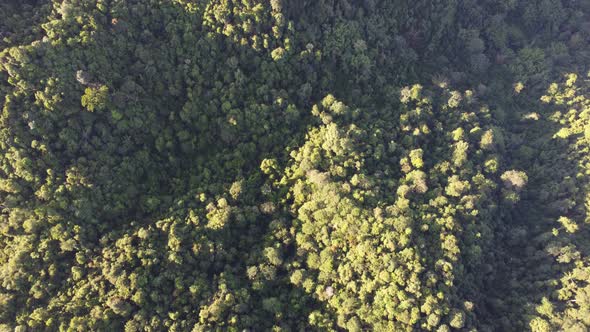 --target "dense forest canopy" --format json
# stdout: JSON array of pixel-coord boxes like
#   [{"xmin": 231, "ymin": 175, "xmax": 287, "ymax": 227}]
[{"xmin": 0, "ymin": 0, "xmax": 589, "ymax": 331}]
